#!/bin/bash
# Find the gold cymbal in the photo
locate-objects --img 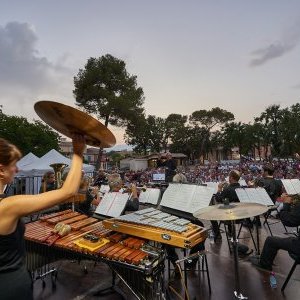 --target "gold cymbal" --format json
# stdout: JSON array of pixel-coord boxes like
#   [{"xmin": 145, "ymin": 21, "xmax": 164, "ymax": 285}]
[
  {"xmin": 34, "ymin": 101, "xmax": 116, "ymax": 148},
  {"xmin": 193, "ymin": 202, "xmax": 268, "ymax": 221}
]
